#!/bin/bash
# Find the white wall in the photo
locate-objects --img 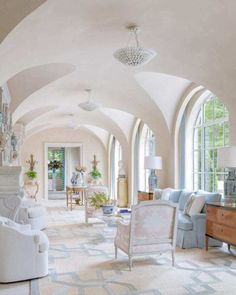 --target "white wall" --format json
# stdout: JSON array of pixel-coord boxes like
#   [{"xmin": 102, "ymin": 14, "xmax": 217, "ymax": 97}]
[{"xmin": 21, "ymin": 127, "xmax": 107, "ymax": 200}]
